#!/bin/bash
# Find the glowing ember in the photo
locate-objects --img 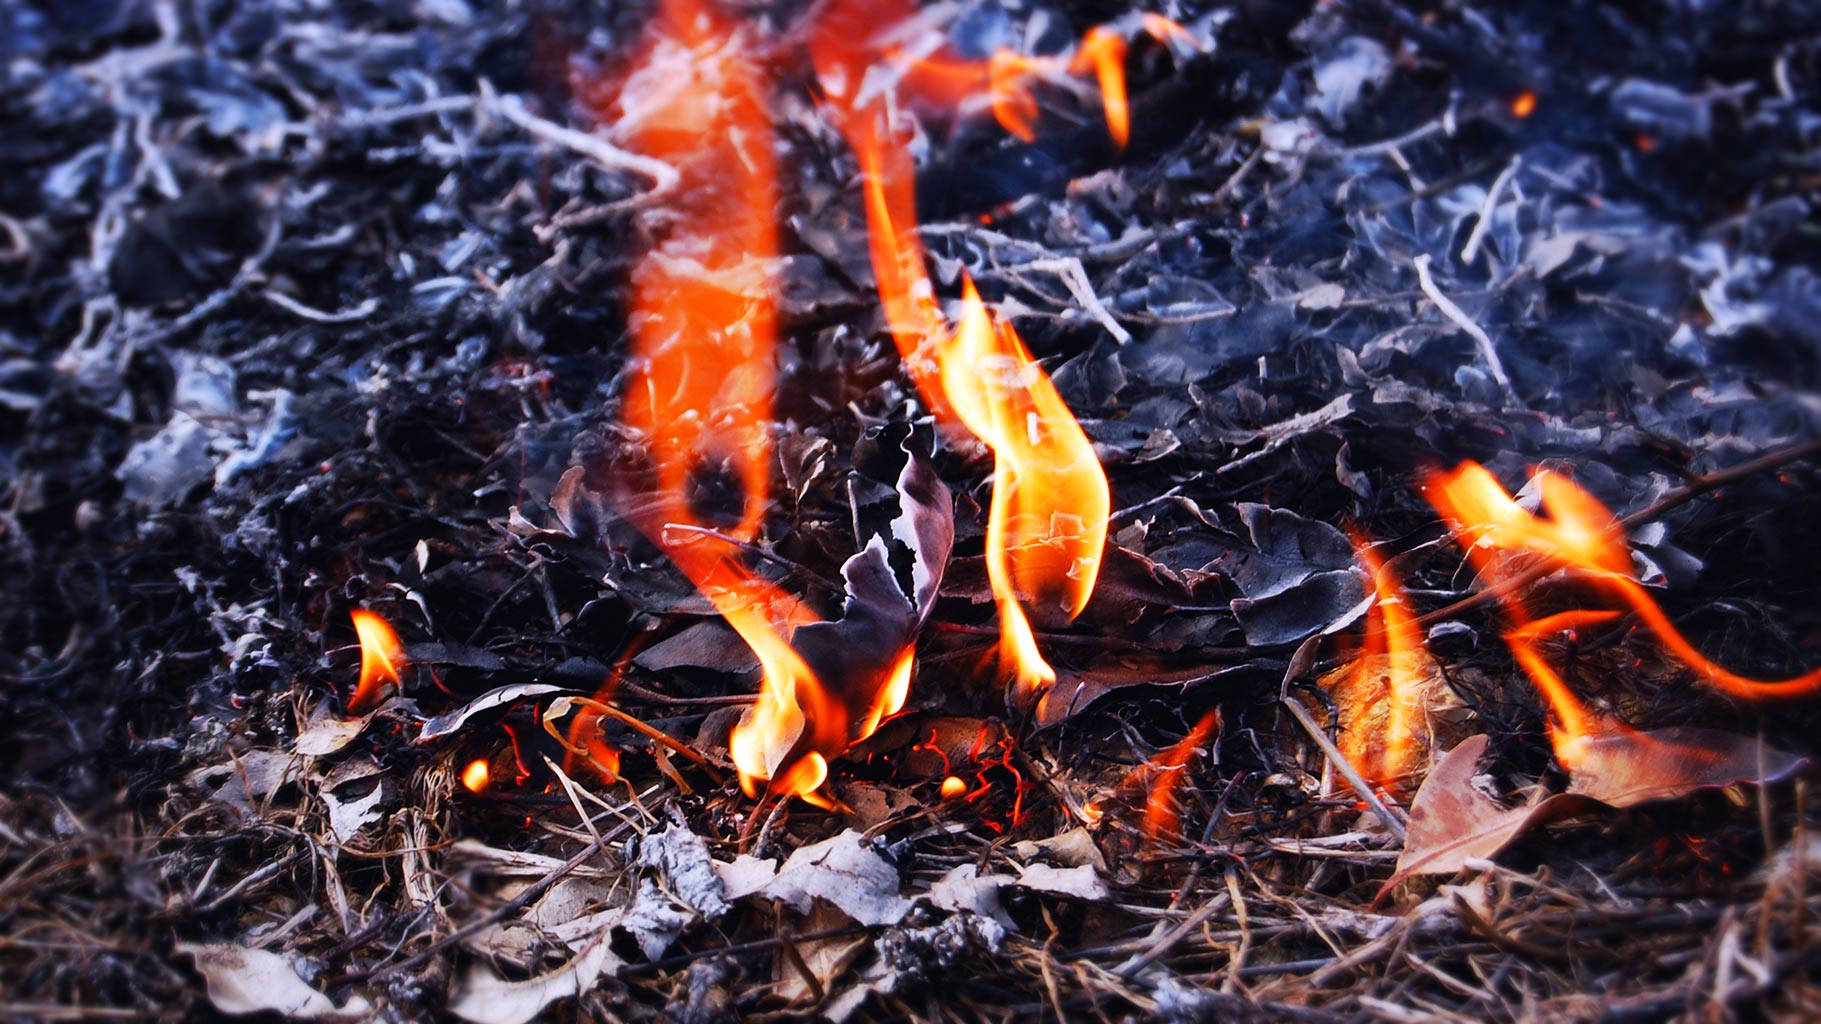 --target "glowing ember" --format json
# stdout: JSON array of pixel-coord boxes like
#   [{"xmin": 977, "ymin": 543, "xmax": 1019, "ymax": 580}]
[
  {"xmin": 941, "ymin": 775, "xmax": 968, "ymax": 799},
  {"xmin": 1425, "ymin": 461, "xmax": 1821, "ymax": 756},
  {"xmin": 348, "ymin": 608, "xmax": 404, "ymax": 714},
  {"xmin": 1142, "ymin": 710, "xmax": 1219, "ymax": 844},
  {"xmin": 461, "ymin": 758, "xmax": 490, "ymax": 793},
  {"xmin": 1510, "ymin": 90, "xmax": 1538, "ymax": 118}
]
